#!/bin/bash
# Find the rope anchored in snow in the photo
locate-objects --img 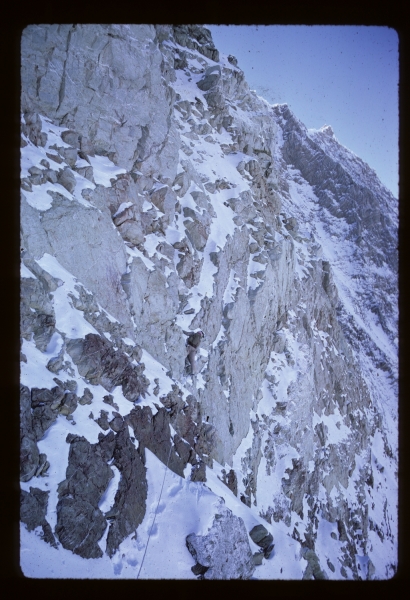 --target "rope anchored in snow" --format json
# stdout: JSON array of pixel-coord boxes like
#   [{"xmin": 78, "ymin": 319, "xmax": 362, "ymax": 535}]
[{"xmin": 137, "ymin": 443, "xmax": 173, "ymax": 579}]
